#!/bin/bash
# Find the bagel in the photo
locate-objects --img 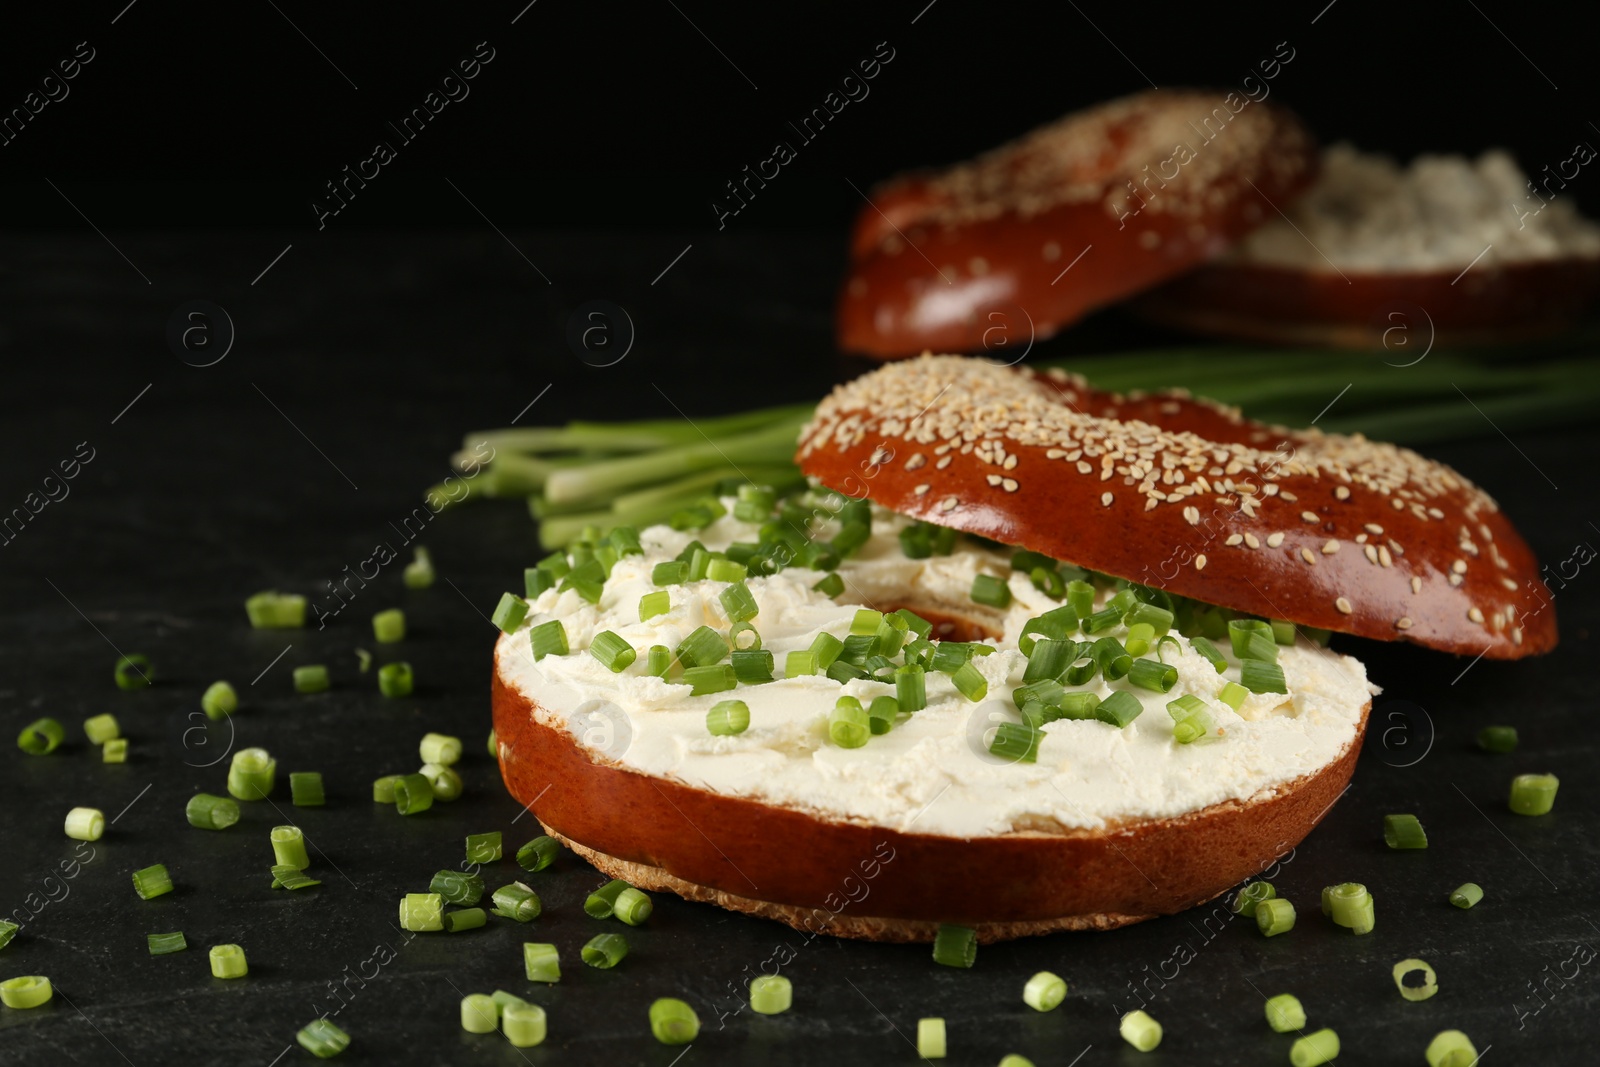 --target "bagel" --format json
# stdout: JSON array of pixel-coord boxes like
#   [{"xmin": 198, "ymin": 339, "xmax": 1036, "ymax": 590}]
[{"xmin": 836, "ymin": 89, "xmax": 1318, "ymax": 359}]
